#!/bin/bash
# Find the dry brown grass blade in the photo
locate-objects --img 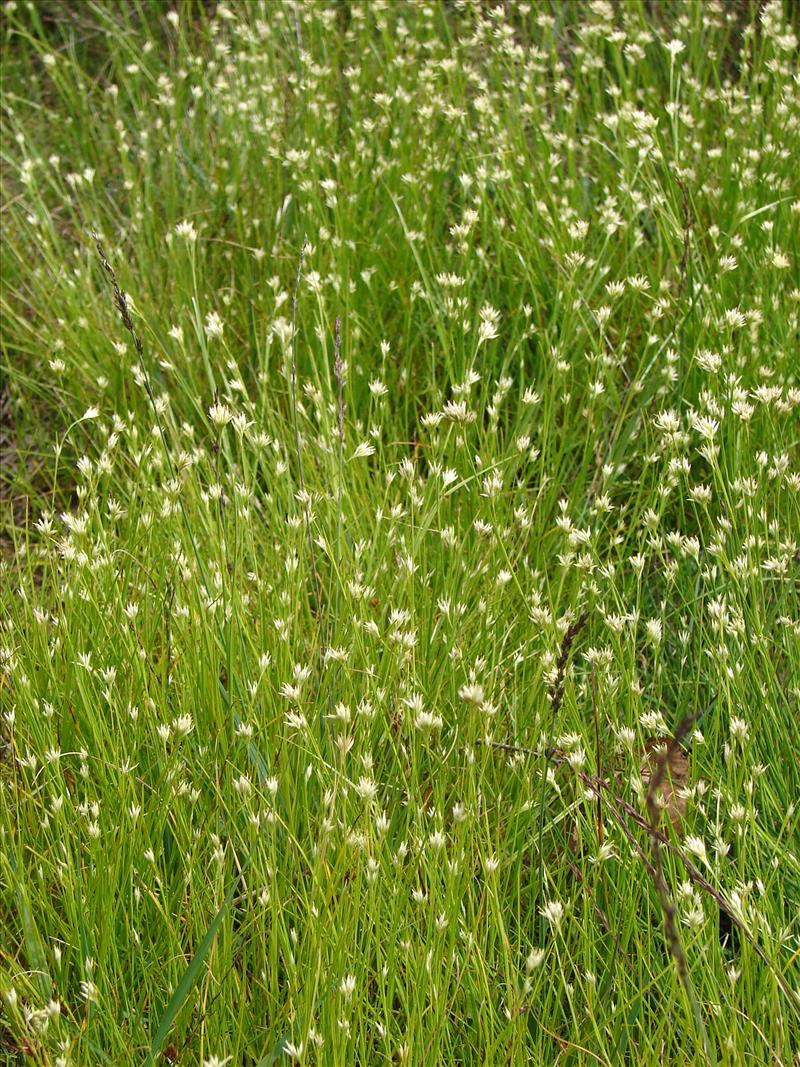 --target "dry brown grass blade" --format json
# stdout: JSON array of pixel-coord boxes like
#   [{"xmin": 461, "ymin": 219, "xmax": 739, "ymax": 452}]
[
  {"xmin": 641, "ymin": 735, "xmax": 689, "ymax": 837},
  {"xmin": 643, "ymin": 714, "xmax": 713, "ymax": 1061}
]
